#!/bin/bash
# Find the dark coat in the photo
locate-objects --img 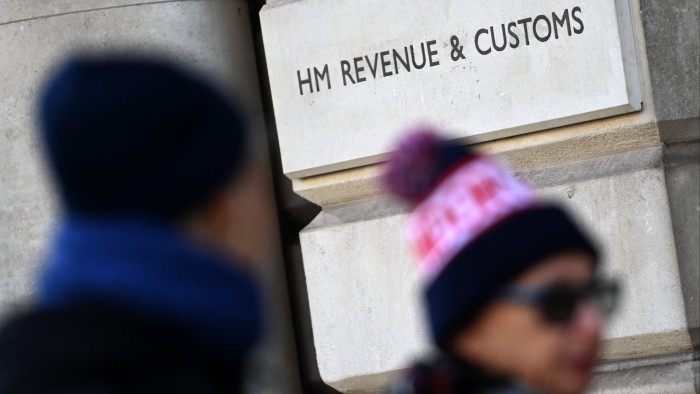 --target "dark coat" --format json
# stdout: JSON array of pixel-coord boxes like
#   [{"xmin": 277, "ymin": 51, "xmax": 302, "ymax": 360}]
[
  {"xmin": 0, "ymin": 304, "xmax": 243, "ymax": 394},
  {"xmin": 391, "ymin": 355, "xmax": 543, "ymax": 394},
  {"xmin": 0, "ymin": 217, "xmax": 263, "ymax": 394}
]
